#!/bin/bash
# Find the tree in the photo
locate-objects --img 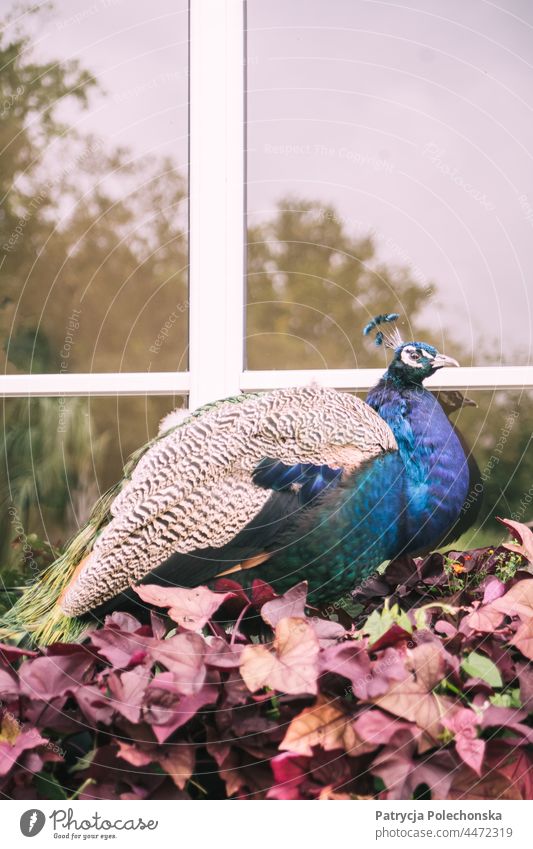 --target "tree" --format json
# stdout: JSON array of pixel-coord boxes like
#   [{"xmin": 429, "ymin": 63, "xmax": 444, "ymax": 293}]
[{"xmin": 247, "ymin": 197, "xmax": 437, "ymax": 370}]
